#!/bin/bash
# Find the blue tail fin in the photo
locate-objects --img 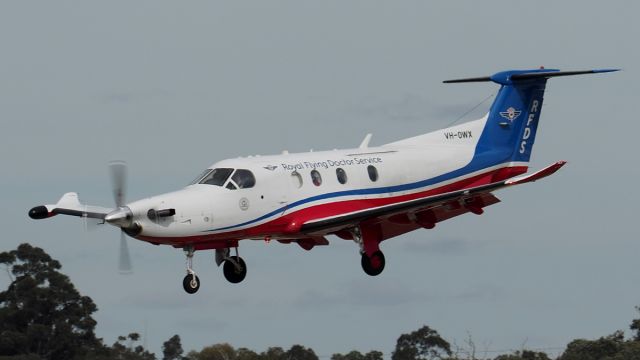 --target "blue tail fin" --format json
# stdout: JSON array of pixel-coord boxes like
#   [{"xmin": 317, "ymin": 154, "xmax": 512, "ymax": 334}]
[{"xmin": 445, "ymin": 68, "xmax": 618, "ymax": 165}]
